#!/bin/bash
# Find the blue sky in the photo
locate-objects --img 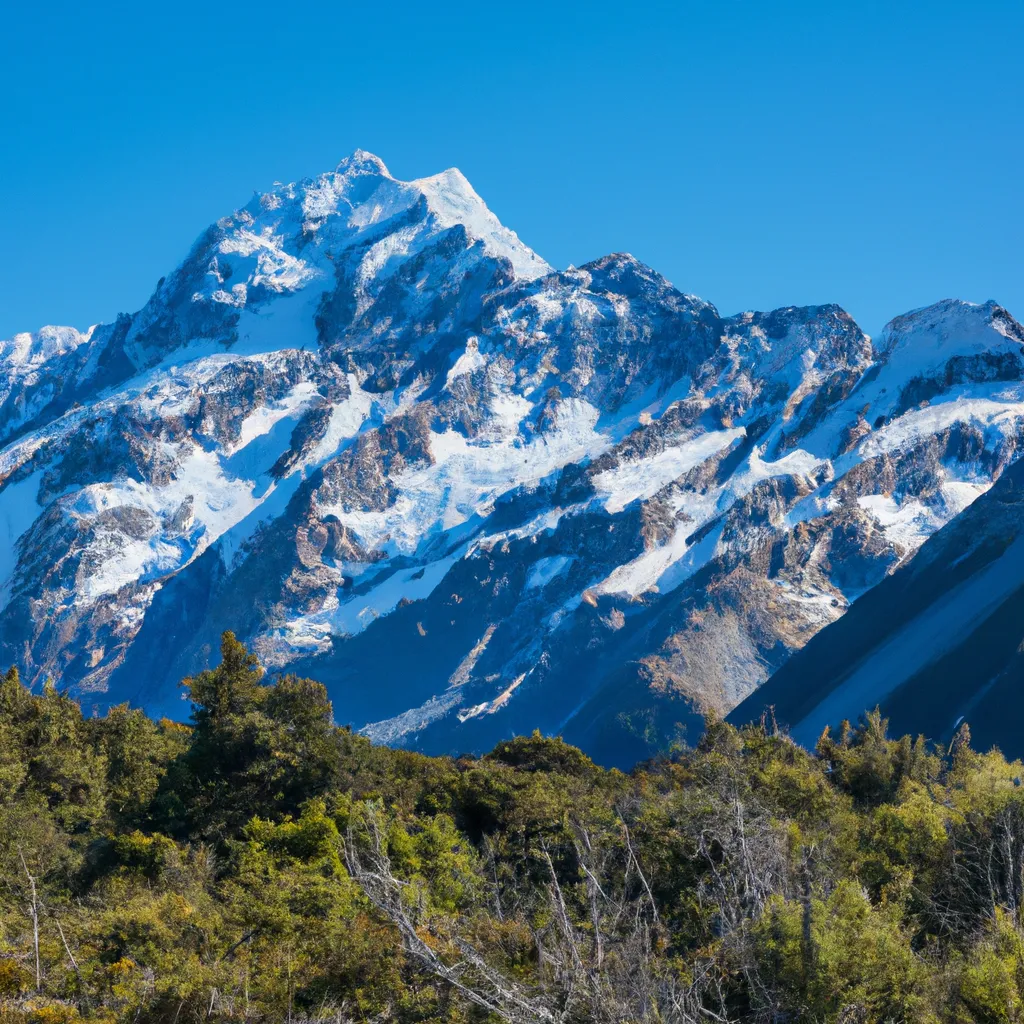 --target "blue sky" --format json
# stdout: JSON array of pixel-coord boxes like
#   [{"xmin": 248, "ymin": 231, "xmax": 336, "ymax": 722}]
[{"xmin": 1, "ymin": 0, "xmax": 1021, "ymax": 339}]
